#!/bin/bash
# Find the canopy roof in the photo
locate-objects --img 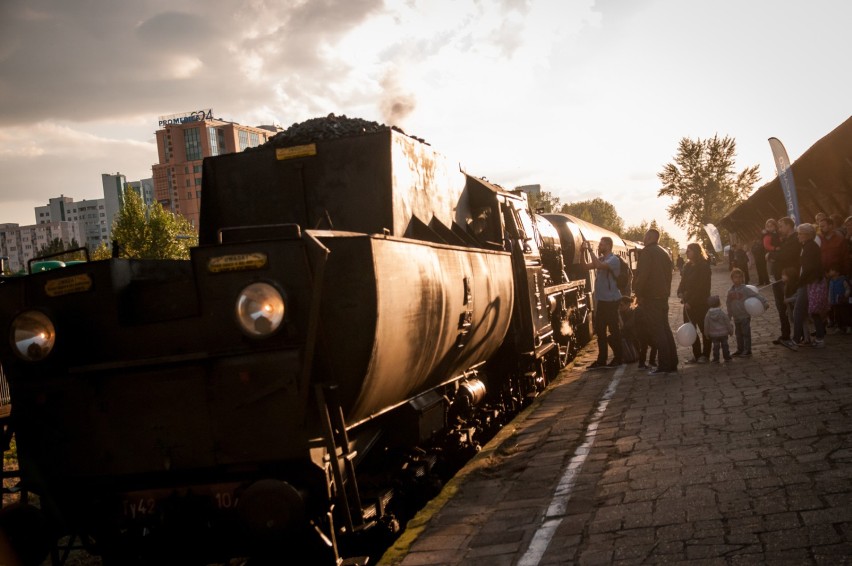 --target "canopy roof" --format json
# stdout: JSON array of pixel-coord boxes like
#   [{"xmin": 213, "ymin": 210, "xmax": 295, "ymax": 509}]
[{"xmin": 718, "ymin": 116, "xmax": 852, "ymax": 240}]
